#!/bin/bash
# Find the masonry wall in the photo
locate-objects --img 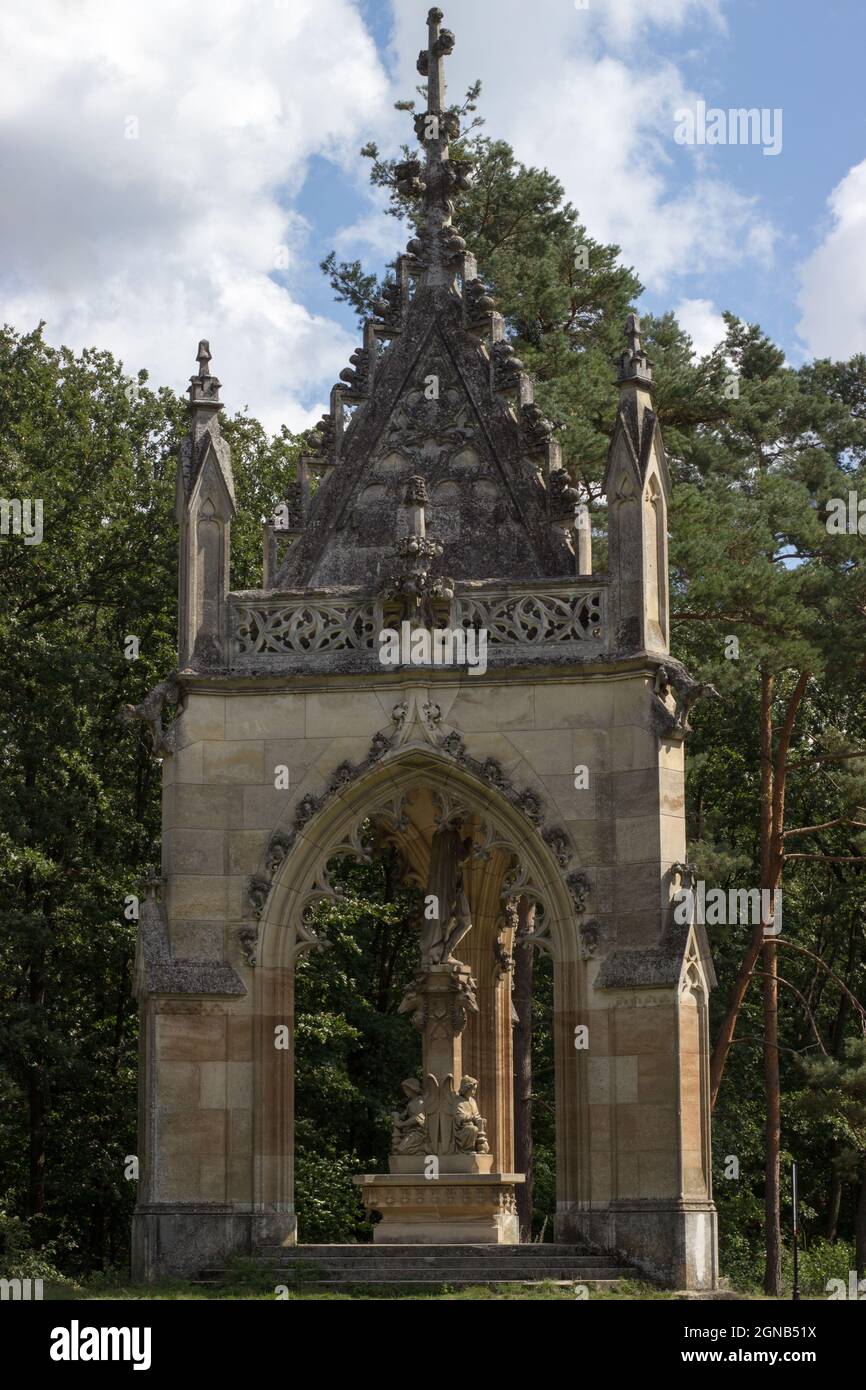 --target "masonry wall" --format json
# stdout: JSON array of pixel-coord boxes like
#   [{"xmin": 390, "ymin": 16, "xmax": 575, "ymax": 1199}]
[{"xmin": 133, "ymin": 664, "xmax": 717, "ymax": 1287}]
